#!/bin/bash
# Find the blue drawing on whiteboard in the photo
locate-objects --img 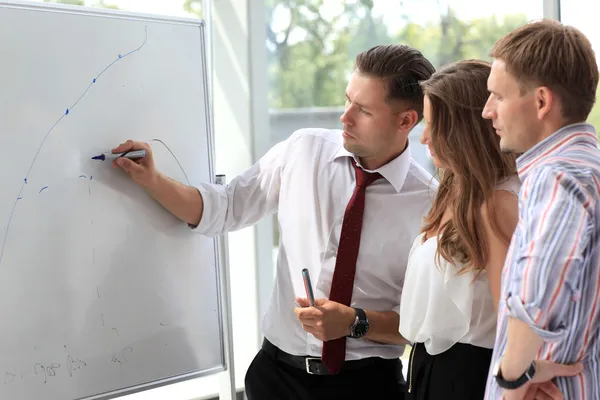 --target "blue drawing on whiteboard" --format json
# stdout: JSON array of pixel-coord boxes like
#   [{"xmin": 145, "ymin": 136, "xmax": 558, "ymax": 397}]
[
  {"xmin": 39, "ymin": 186, "xmax": 48, "ymax": 194},
  {"xmin": 0, "ymin": 27, "xmax": 149, "ymax": 266}
]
